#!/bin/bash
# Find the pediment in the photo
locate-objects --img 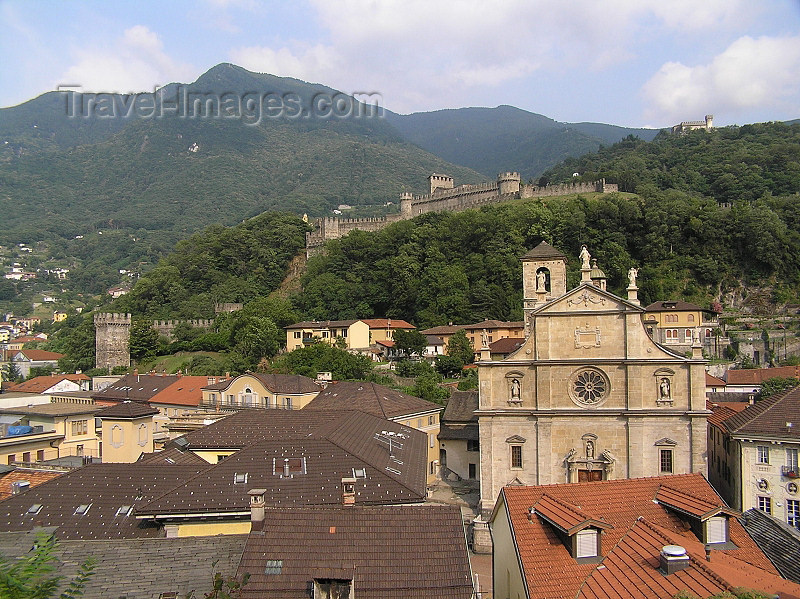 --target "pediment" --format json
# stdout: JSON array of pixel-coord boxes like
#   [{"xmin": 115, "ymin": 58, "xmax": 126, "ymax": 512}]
[
  {"xmin": 534, "ymin": 283, "xmax": 643, "ymax": 314},
  {"xmin": 506, "ymin": 477, "xmax": 526, "ymax": 486},
  {"xmin": 654, "ymin": 437, "xmax": 678, "ymax": 446},
  {"xmin": 506, "ymin": 435, "xmax": 527, "ymax": 444}
]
